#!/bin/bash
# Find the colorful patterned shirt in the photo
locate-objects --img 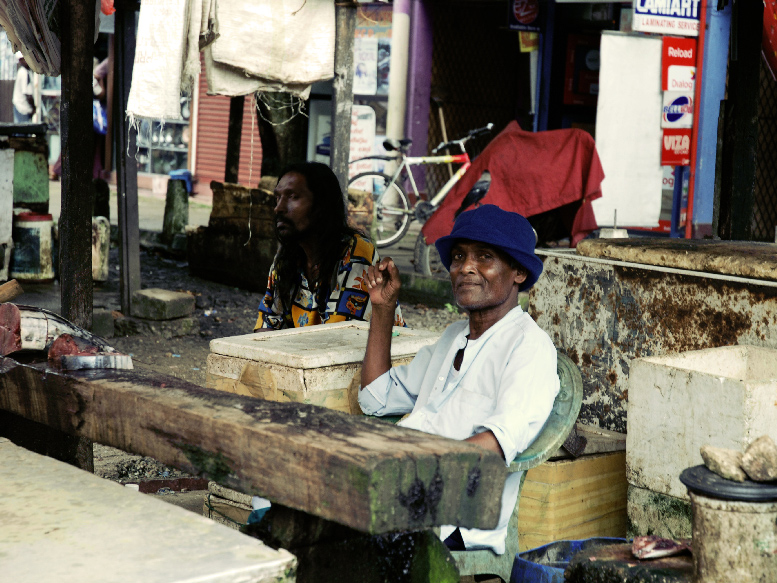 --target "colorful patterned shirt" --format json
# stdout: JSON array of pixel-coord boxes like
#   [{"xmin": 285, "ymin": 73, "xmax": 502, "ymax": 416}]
[{"xmin": 255, "ymin": 234, "xmax": 405, "ymax": 330}]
